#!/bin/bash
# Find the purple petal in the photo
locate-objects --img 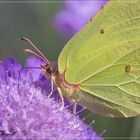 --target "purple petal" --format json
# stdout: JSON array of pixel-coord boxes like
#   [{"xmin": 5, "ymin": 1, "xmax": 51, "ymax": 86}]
[
  {"xmin": 0, "ymin": 56, "xmax": 103, "ymax": 139},
  {"xmin": 25, "ymin": 56, "xmax": 44, "ymax": 81}
]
